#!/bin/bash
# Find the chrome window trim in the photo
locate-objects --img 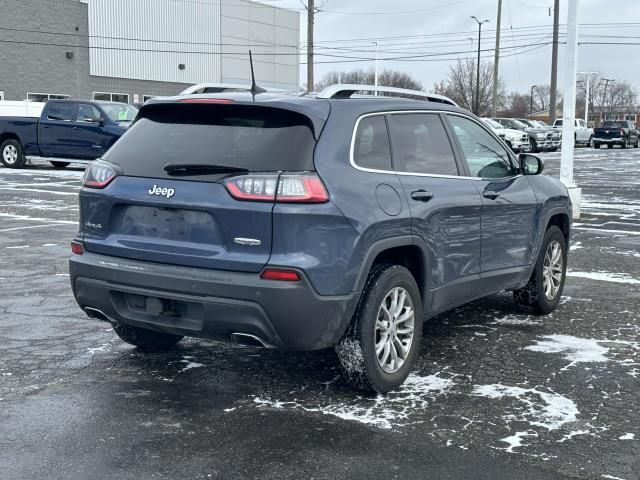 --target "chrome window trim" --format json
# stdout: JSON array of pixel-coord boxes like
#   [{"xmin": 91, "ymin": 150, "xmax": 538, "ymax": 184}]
[{"xmin": 349, "ymin": 110, "xmax": 521, "ymax": 181}]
